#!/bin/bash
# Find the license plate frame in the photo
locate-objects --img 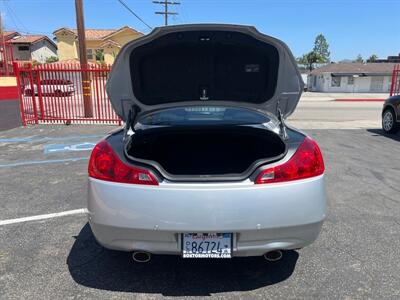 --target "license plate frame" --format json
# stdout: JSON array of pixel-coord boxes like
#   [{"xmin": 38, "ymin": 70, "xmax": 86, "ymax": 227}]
[{"xmin": 181, "ymin": 233, "xmax": 232, "ymax": 258}]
